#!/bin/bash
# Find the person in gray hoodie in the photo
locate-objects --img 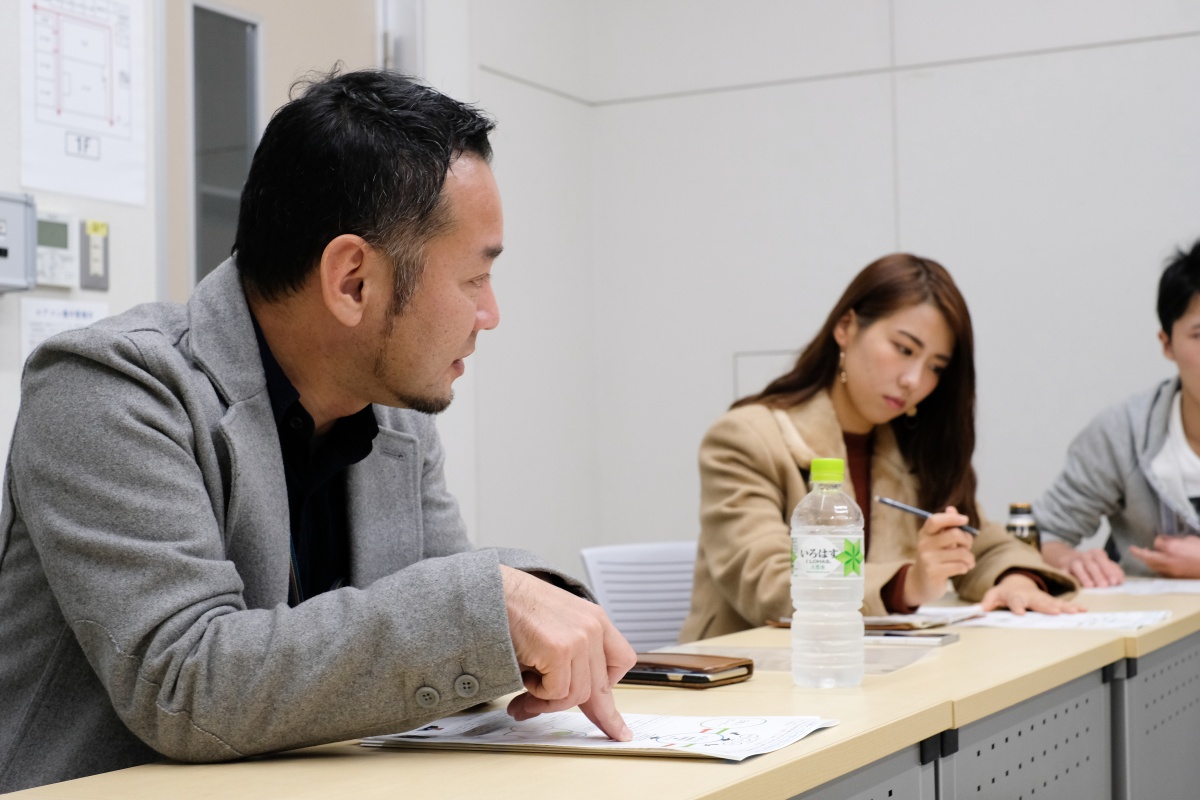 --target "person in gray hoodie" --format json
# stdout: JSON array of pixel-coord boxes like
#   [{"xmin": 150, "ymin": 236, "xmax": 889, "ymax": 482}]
[{"xmin": 1034, "ymin": 240, "xmax": 1200, "ymax": 587}]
